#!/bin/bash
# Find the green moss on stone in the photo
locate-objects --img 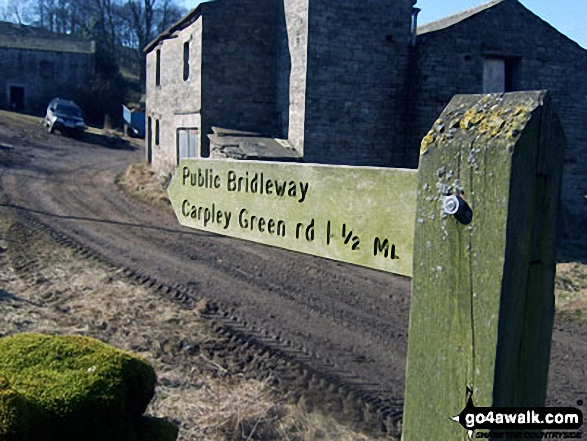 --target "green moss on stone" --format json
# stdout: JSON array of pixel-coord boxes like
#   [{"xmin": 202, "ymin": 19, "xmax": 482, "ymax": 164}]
[
  {"xmin": 0, "ymin": 333, "xmax": 164, "ymax": 441},
  {"xmin": 0, "ymin": 378, "xmax": 31, "ymax": 441}
]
